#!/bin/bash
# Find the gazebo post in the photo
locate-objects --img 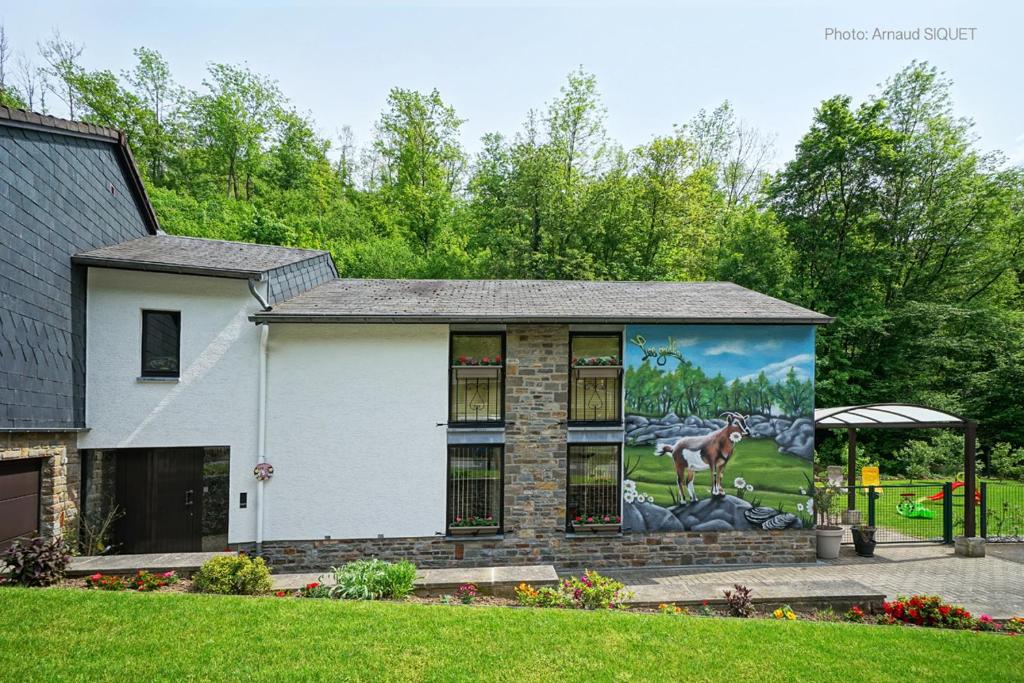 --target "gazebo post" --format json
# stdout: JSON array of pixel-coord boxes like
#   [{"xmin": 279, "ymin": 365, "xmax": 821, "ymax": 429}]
[
  {"xmin": 847, "ymin": 428, "xmax": 857, "ymax": 510},
  {"xmin": 963, "ymin": 420, "xmax": 977, "ymax": 538}
]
